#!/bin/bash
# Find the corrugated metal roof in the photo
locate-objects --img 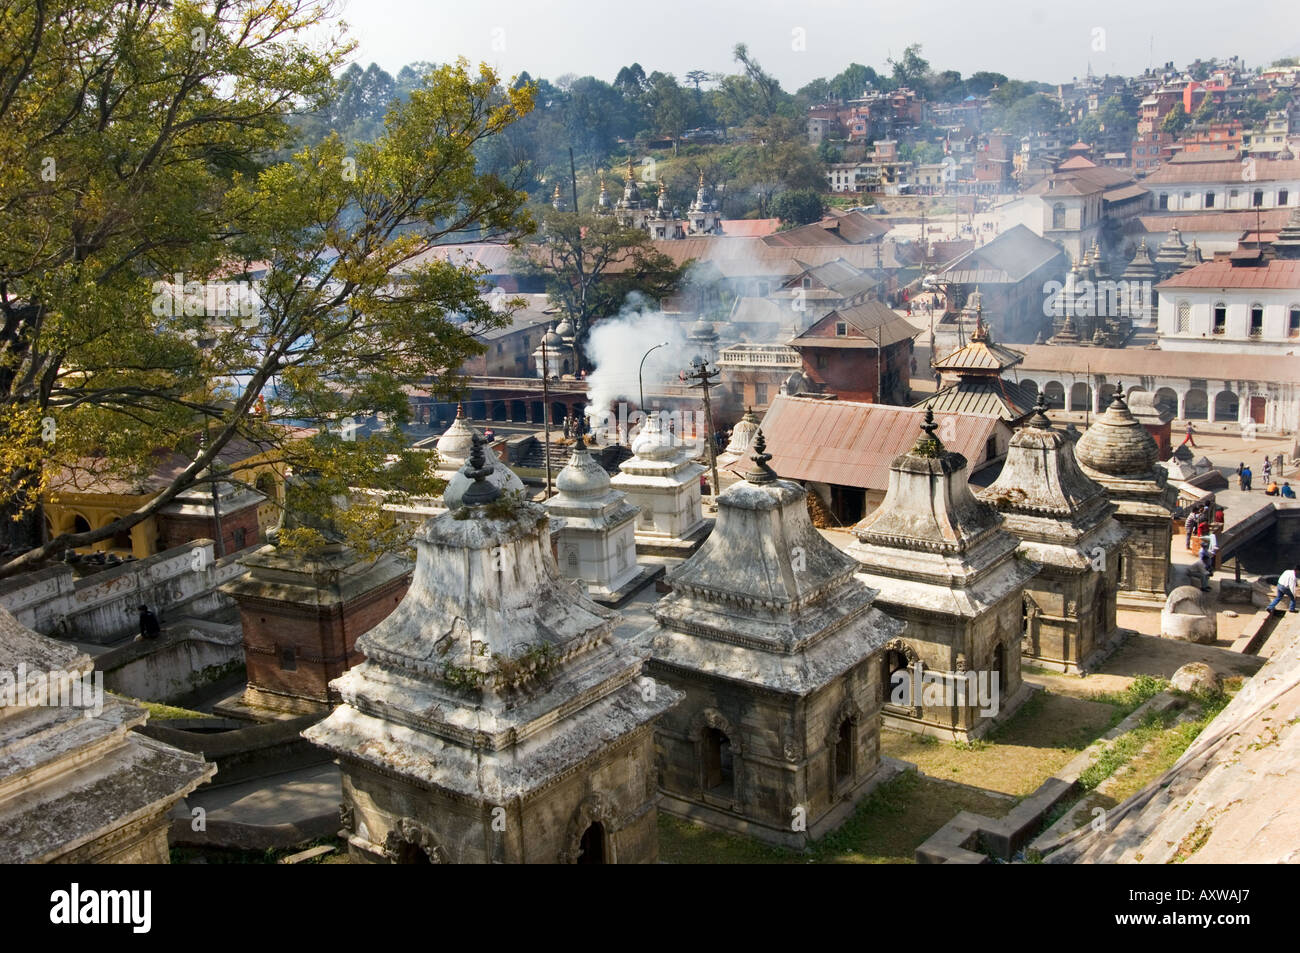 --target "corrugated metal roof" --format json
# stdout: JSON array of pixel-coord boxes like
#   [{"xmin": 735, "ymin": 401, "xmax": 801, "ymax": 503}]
[
  {"xmin": 758, "ymin": 396, "xmax": 1001, "ymax": 491},
  {"xmin": 1144, "ymin": 157, "xmax": 1300, "ymax": 184},
  {"xmin": 1156, "ymin": 259, "xmax": 1300, "ymax": 290},
  {"xmin": 917, "ymin": 380, "xmax": 1036, "ymax": 421},
  {"xmin": 1137, "ymin": 210, "xmax": 1292, "ymax": 234},
  {"xmin": 931, "ymin": 337, "xmax": 1024, "ymax": 372},
  {"xmin": 1017, "ymin": 344, "xmax": 1300, "ymax": 384}
]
